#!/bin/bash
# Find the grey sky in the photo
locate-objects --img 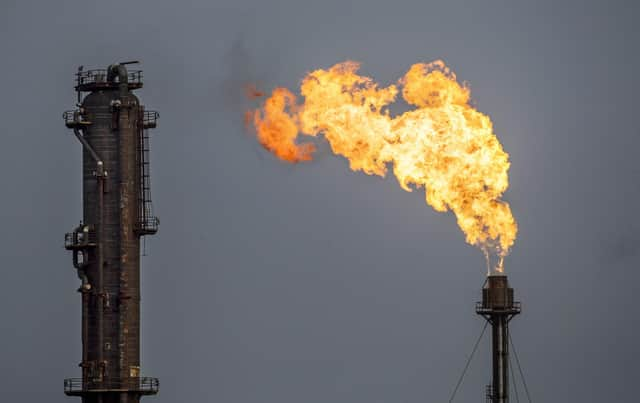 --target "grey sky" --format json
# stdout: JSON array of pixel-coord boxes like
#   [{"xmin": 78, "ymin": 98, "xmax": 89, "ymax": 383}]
[{"xmin": 1, "ymin": 0, "xmax": 639, "ymax": 402}]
